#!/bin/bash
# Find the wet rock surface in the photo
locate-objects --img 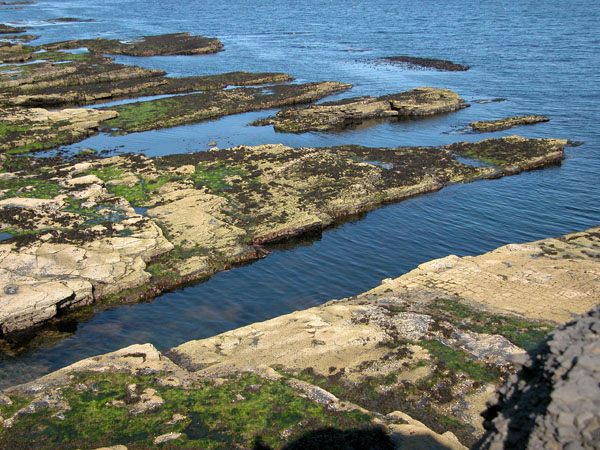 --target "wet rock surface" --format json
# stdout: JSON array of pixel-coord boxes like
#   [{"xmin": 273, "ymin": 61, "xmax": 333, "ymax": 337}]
[
  {"xmin": 251, "ymin": 87, "xmax": 467, "ymax": 133},
  {"xmin": 475, "ymin": 303, "xmax": 600, "ymax": 449},
  {"xmin": 470, "ymin": 115, "xmax": 550, "ymax": 132},
  {"xmin": 378, "ymin": 56, "xmax": 470, "ymax": 71},
  {"xmin": 0, "ymin": 106, "xmax": 118, "ymax": 154},
  {"xmin": 0, "ymin": 228, "xmax": 596, "ymax": 448},
  {"xmin": 100, "ymin": 81, "xmax": 352, "ymax": 134},
  {"xmin": 41, "ymin": 32, "xmax": 223, "ymax": 57},
  {"xmin": 0, "ymin": 136, "xmax": 567, "ymax": 335}
]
